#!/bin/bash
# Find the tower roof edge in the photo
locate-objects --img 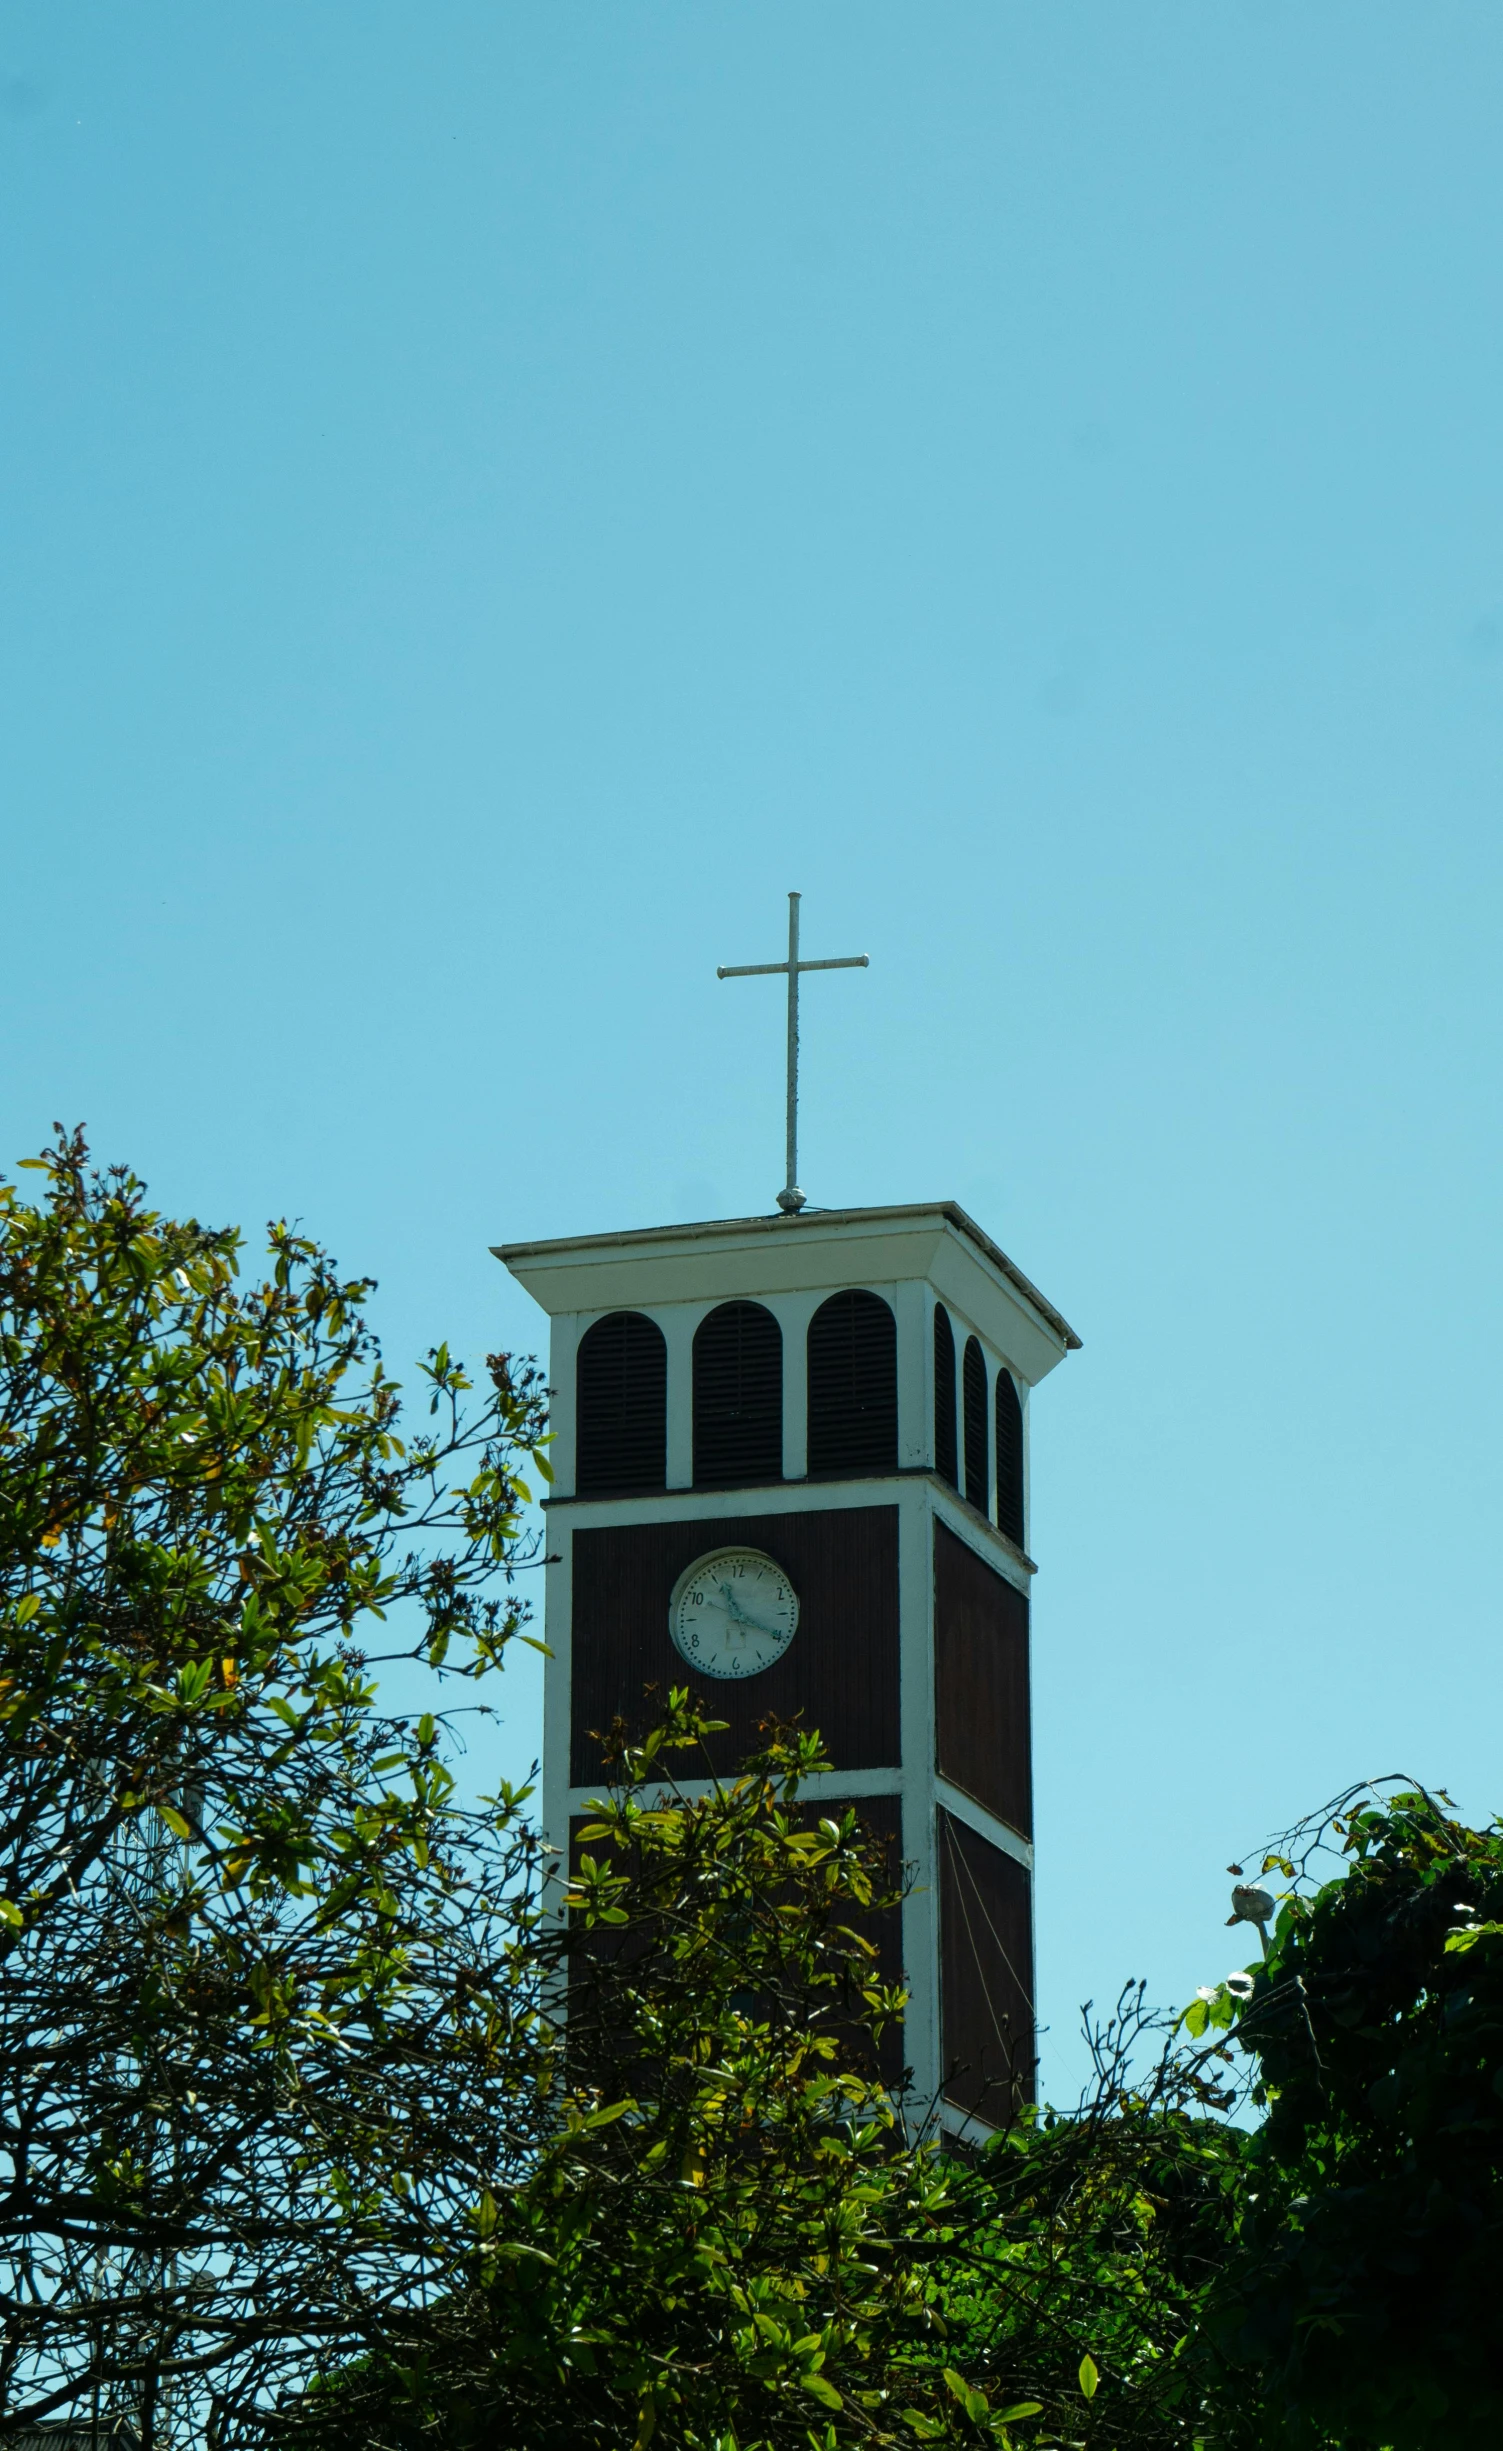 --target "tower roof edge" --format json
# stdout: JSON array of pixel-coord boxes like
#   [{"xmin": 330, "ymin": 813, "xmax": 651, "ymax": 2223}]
[{"xmin": 493, "ymin": 1201, "xmax": 1081, "ymax": 1355}]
